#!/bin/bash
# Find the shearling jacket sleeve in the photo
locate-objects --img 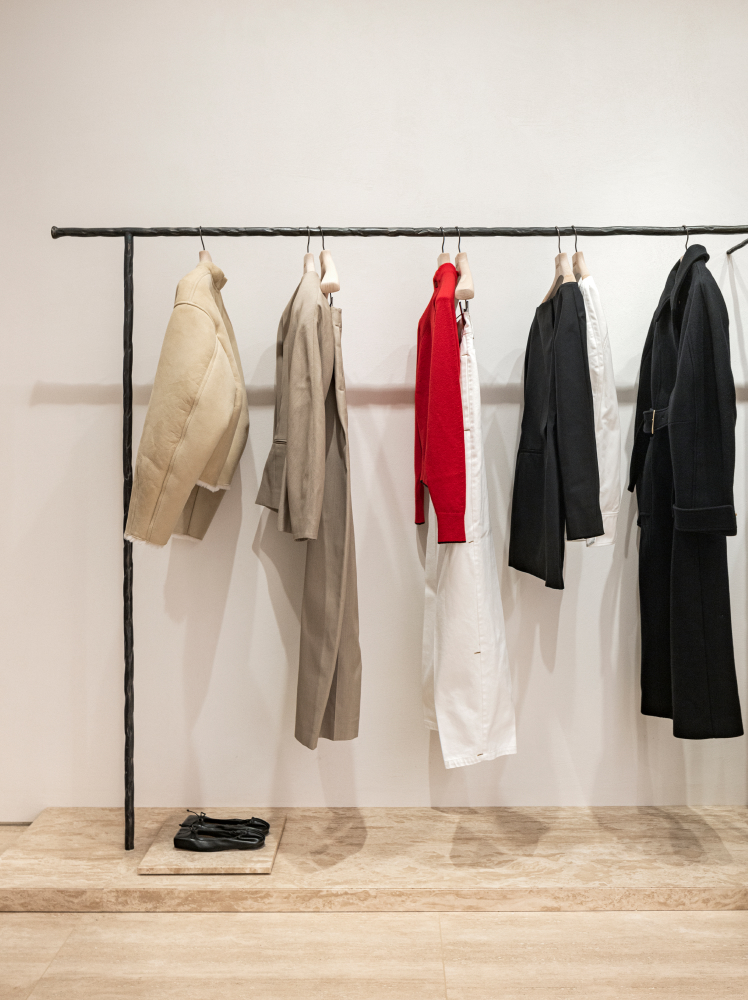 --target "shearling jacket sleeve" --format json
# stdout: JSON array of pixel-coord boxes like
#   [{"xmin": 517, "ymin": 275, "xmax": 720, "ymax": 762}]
[
  {"xmin": 285, "ymin": 292, "xmax": 327, "ymax": 541},
  {"xmin": 668, "ymin": 273, "xmax": 737, "ymax": 535},
  {"xmin": 125, "ymin": 300, "xmax": 239, "ymax": 546}
]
